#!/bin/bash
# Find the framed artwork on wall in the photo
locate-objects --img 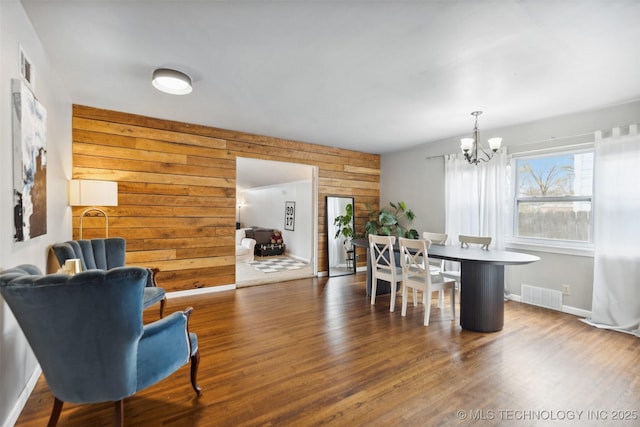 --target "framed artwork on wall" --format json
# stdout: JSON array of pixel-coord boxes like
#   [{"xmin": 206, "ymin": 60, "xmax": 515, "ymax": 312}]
[
  {"xmin": 284, "ymin": 201, "xmax": 295, "ymax": 231},
  {"xmin": 12, "ymin": 78, "xmax": 47, "ymax": 242}
]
